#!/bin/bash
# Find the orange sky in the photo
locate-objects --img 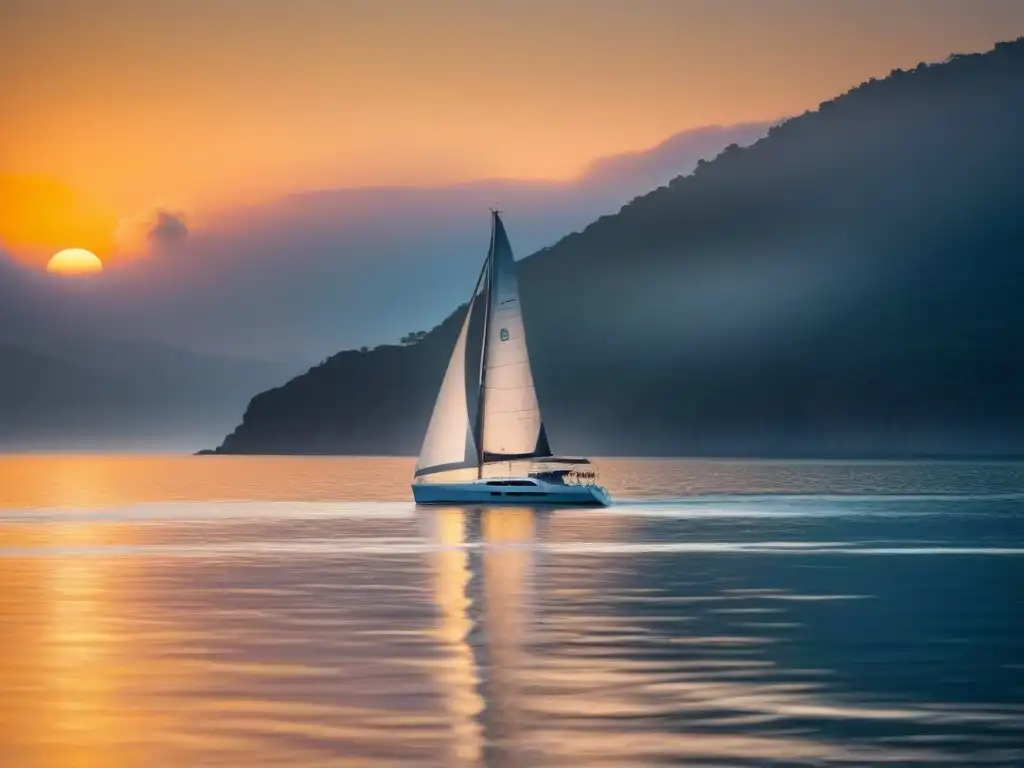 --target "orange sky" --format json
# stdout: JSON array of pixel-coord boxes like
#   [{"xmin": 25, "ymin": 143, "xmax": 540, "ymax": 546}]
[{"xmin": 2, "ymin": 0, "xmax": 1024, "ymax": 264}]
